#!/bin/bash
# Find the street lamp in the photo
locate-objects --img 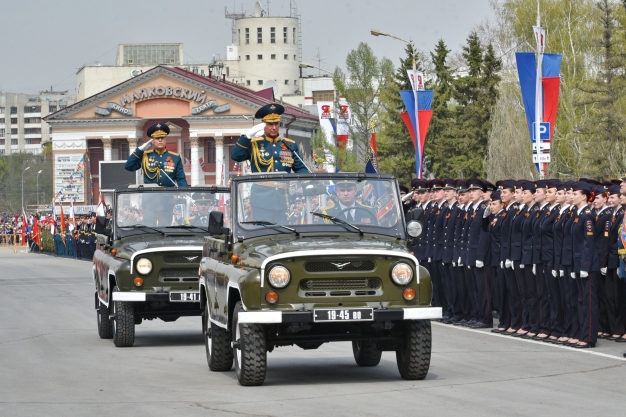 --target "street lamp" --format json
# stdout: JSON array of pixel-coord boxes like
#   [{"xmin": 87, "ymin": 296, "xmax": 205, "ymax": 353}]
[
  {"xmin": 299, "ymin": 62, "xmax": 333, "ymax": 75},
  {"xmin": 22, "ymin": 166, "xmax": 31, "ymax": 214},
  {"xmin": 37, "ymin": 170, "xmax": 43, "ymax": 209},
  {"xmin": 371, "ymin": 28, "xmax": 422, "ymax": 178}
]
